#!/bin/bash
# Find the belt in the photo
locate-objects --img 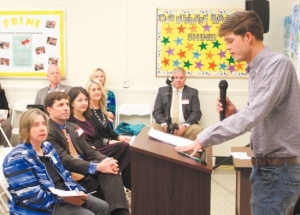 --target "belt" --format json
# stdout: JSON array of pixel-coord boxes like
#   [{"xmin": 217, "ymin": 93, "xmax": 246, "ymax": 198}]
[{"xmin": 251, "ymin": 157, "xmax": 300, "ymax": 167}]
